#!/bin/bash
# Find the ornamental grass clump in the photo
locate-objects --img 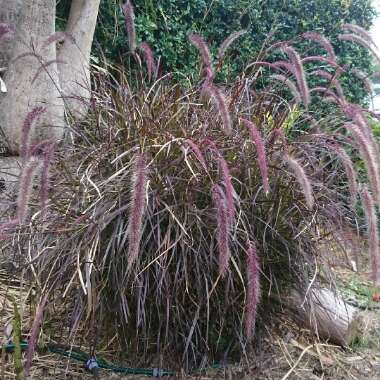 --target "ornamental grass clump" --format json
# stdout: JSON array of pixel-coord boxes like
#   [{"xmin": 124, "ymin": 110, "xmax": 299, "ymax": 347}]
[{"xmin": 1, "ymin": 17, "xmax": 380, "ymax": 371}]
